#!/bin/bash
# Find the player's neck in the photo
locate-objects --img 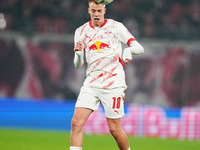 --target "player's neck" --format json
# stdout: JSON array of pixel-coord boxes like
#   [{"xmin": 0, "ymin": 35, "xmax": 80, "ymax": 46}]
[
  {"xmin": 93, "ymin": 22, "xmax": 103, "ymax": 28},
  {"xmin": 91, "ymin": 19, "xmax": 106, "ymax": 28}
]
